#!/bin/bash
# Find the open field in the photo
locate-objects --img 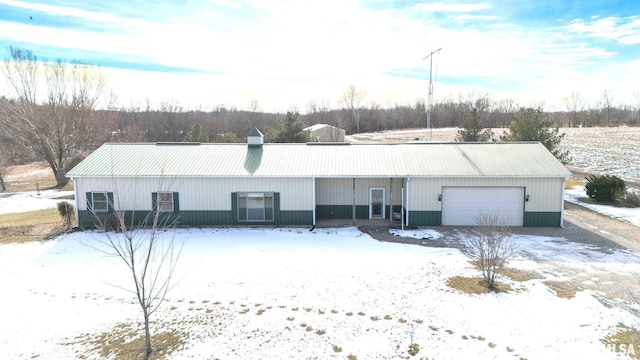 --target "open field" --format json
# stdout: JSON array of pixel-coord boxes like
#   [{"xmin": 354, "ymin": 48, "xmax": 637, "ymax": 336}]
[
  {"xmin": 347, "ymin": 126, "xmax": 640, "ymax": 184},
  {"xmin": 3, "ymin": 162, "xmax": 59, "ymax": 193}
]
